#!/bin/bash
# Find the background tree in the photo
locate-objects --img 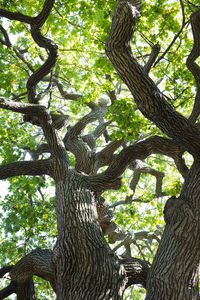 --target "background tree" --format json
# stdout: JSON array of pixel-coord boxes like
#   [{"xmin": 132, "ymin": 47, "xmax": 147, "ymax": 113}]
[{"xmin": 0, "ymin": 0, "xmax": 200, "ymax": 299}]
